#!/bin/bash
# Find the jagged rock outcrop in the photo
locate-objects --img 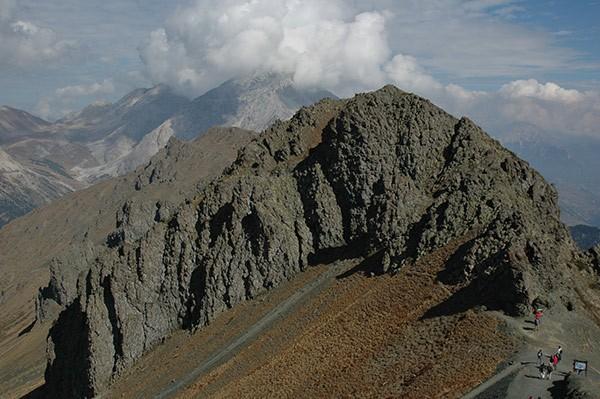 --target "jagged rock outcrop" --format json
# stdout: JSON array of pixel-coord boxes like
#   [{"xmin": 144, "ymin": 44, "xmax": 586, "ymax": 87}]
[
  {"xmin": 563, "ymin": 373, "xmax": 600, "ymax": 399},
  {"xmin": 34, "ymin": 128, "xmax": 255, "ymax": 323},
  {"xmin": 589, "ymin": 245, "xmax": 600, "ymax": 274},
  {"xmin": 0, "ymin": 126, "xmax": 254, "ymax": 396},
  {"xmin": 44, "ymin": 86, "xmax": 579, "ymax": 397}
]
